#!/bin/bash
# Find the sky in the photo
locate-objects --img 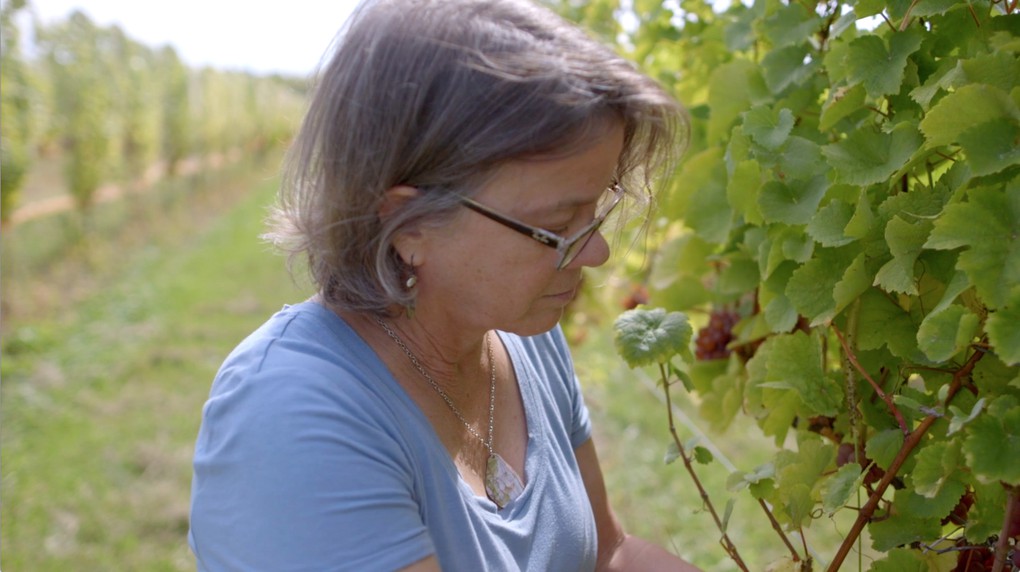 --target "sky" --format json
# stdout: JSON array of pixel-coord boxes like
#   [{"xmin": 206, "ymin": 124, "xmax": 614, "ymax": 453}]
[{"xmin": 29, "ymin": 0, "xmax": 363, "ymax": 76}]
